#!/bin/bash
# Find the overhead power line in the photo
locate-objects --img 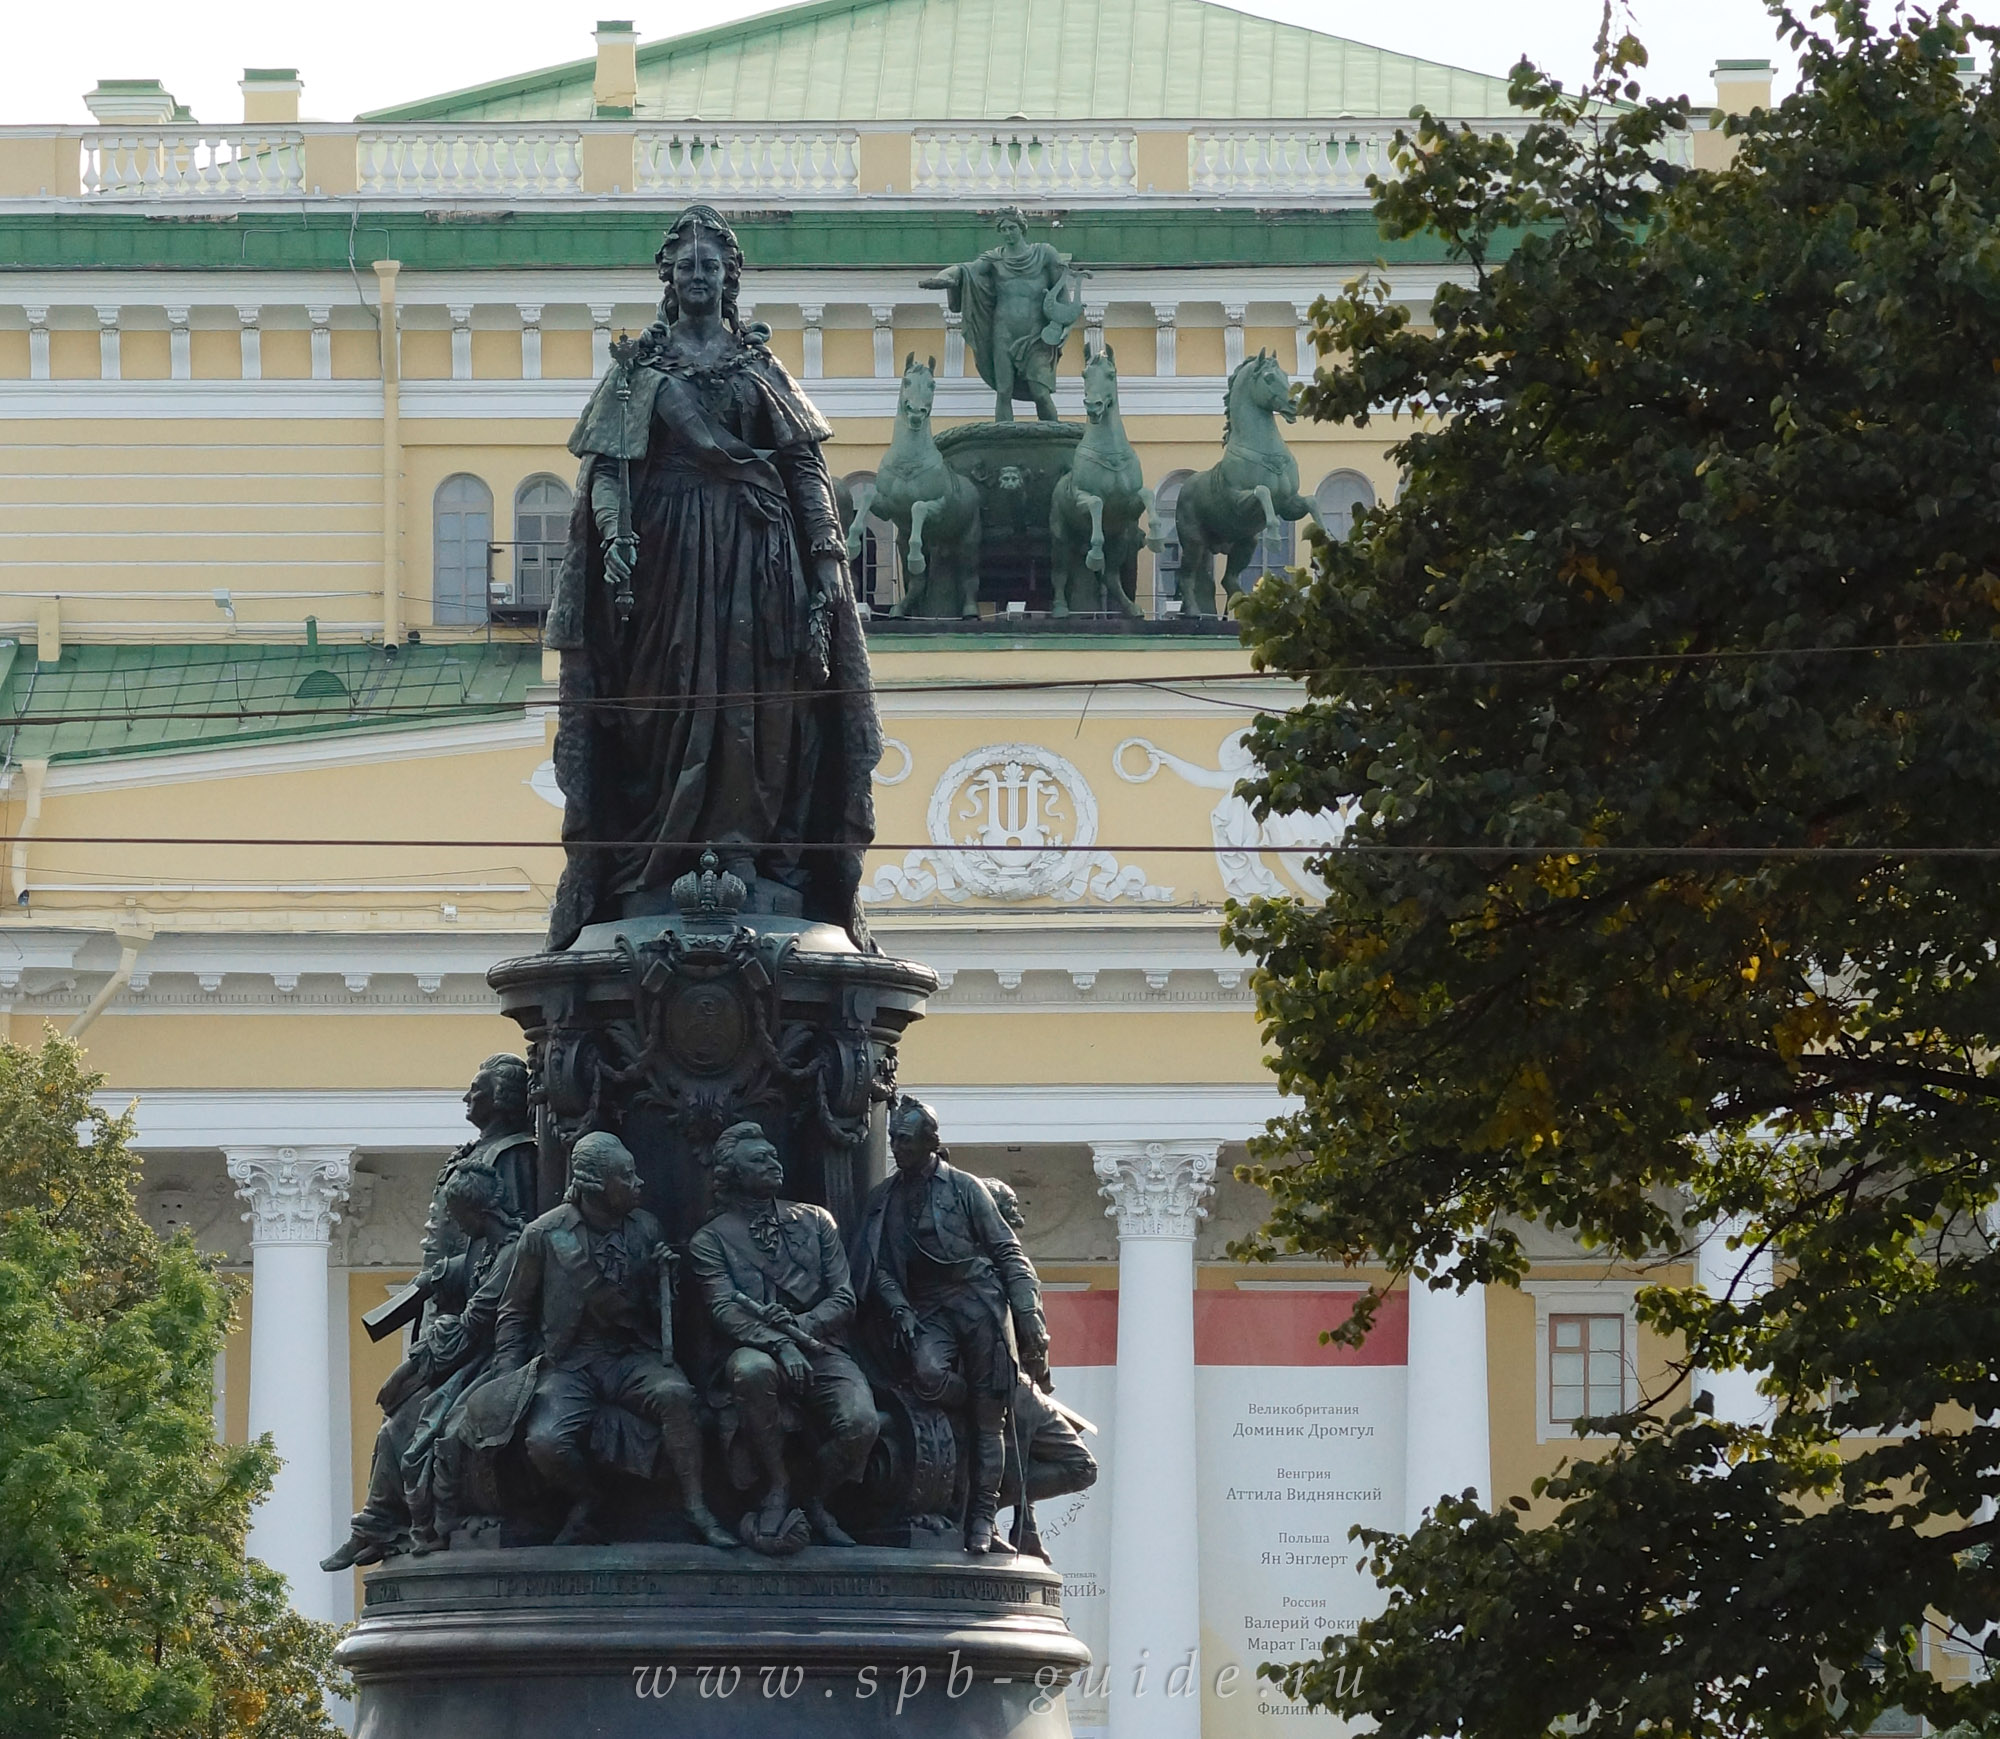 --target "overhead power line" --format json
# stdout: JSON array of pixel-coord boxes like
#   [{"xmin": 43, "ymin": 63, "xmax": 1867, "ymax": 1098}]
[
  {"xmin": 0, "ymin": 638, "xmax": 1993, "ymax": 730},
  {"xmin": 5, "ymin": 836, "xmax": 2000, "ymax": 860}
]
